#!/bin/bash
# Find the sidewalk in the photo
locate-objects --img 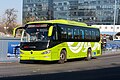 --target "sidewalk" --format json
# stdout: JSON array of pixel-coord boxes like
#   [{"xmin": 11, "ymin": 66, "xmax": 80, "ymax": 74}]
[
  {"xmin": 102, "ymin": 49, "xmax": 120, "ymax": 57},
  {"xmin": 0, "ymin": 57, "xmax": 19, "ymax": 63},
  {"xmin": 102, "ymin": 49, "xmax": 120, "ymax": 54}
]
